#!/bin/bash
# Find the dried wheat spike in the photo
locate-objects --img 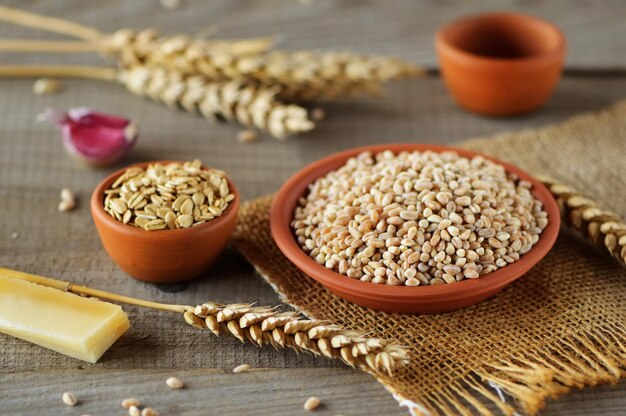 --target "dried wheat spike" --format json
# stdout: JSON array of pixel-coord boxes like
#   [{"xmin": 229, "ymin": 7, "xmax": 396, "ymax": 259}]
[
  {"xmin": 103, "ymin": 28, "xmax": 274, "ymax": 65},
  {"xmin": 118, "ymin": 65, "xmax": 314, "ymax": 139},
  {"xmin": 108, "ymin": 28, "xmax": 425, "ymax": 100},
  {"xmin": 538, "ymin": 175, "xmax": 626, "ymax": 267},
  {"xmin": 184, "ymin": 303, "xmax": 409, "ymax": 375},
  {"xmin": 145, "ymin": 49, "xmax": 424, "ymax": 100}
]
